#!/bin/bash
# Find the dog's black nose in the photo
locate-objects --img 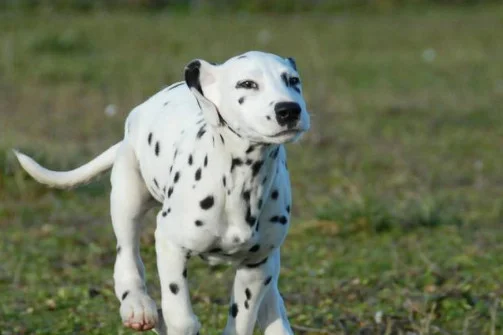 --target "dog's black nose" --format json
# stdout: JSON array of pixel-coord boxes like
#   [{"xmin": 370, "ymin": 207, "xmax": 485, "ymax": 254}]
[{"xmin": 274, "ymin": 102, "xmax": 301, "ymax": 127}]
